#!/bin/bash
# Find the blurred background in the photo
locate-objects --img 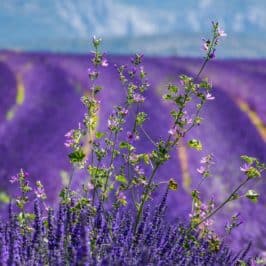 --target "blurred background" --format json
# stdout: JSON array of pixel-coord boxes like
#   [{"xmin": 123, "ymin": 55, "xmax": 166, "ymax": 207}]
[
  {"xmin": 1, "ymin": 0, "xmax": 266, "ymax": 58},
  {"xmin": 0, "ymin": 0, "xmax": 266, "ymax": 255}
]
